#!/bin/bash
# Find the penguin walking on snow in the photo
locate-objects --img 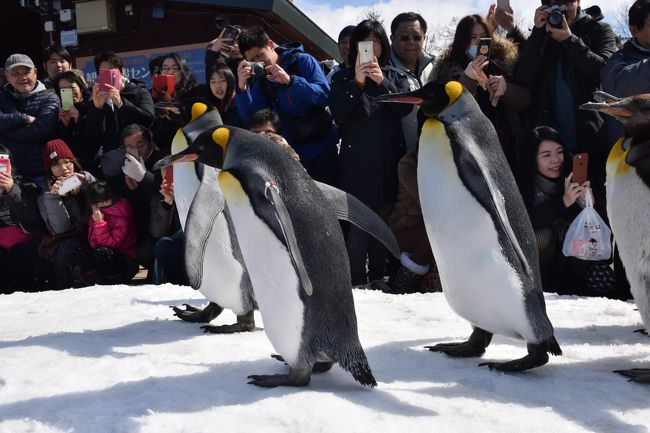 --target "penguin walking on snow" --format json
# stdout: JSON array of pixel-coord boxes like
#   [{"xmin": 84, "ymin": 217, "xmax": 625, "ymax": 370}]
[
  {"xmin": 154, "ymin": 125, "xmax": 400, "ymax": 387},
  {"xmin": 376, "ymin": 81, "xmax": 562, "ymax": 371},
  {"xmin": 581, "ymin": 92, "xmax": 650, "ymax": 384}
]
